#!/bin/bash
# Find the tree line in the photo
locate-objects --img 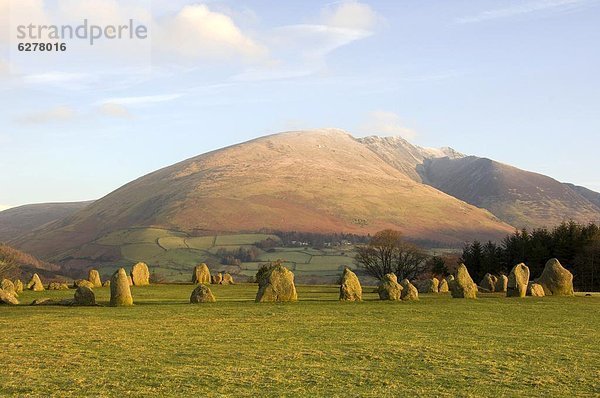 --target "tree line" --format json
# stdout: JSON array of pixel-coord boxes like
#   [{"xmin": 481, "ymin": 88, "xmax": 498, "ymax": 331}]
[{"xmin": 461, "ymin": 221, "xmax": 600, "ymax": 291}]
